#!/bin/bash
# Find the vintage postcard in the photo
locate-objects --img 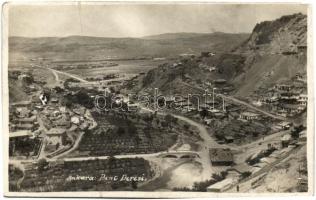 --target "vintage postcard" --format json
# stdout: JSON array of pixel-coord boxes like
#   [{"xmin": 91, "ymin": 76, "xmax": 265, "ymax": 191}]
[{"xmin": 2, "ymin": 2, "xmax": 314, "ymax": 198}]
